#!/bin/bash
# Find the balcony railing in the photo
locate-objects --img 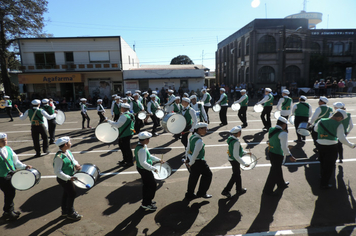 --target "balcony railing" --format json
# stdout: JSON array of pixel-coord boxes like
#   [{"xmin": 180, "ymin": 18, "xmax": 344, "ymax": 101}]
[{"xmin": 20, "ymin": 62, "xmax": 122, "ymax": 72}]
